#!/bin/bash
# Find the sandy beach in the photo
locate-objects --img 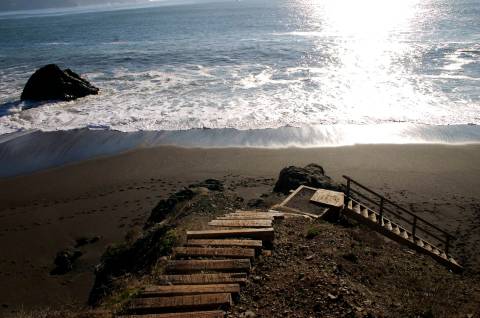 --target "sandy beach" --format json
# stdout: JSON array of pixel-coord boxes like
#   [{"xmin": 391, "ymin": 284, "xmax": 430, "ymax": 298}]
[{"xmin": 0, "ymin": 143, "xmax": 479, "ymax": 314}]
